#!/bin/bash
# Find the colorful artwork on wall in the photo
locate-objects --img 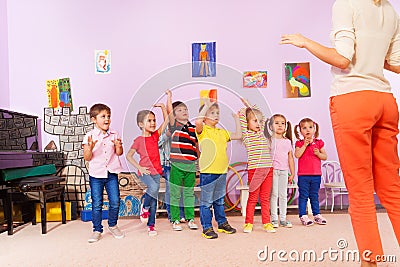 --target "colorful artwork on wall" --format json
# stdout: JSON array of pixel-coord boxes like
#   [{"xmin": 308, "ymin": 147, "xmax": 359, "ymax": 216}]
[
  {"xmin": 95, "ymin": 49, "xmax": 111, "ymax": 74},
  {"xmin": 192, "ymin": 42, "xmax": 216, "ymax": 77},
  {"xmin": 200, "ymin": 89, "xmax": 217, "ymax": 106},
  {"xmin": 46, "ymin": 78, "xmax": 73, "ymax": 114},
  {"xmin": 284, "ymin": 62, "xmax": 311, "ymax": 98},
  {"xmin": 243, "ymin": 71, "xmax": 268, "ymax": 88}
]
